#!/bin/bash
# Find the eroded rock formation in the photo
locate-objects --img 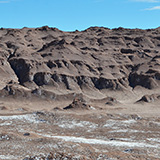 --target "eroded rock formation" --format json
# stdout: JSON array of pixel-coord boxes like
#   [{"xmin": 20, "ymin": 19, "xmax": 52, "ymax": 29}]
[{"xmin": 0, "ymin": 26, "xmax": 160, "ymax": 100}]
